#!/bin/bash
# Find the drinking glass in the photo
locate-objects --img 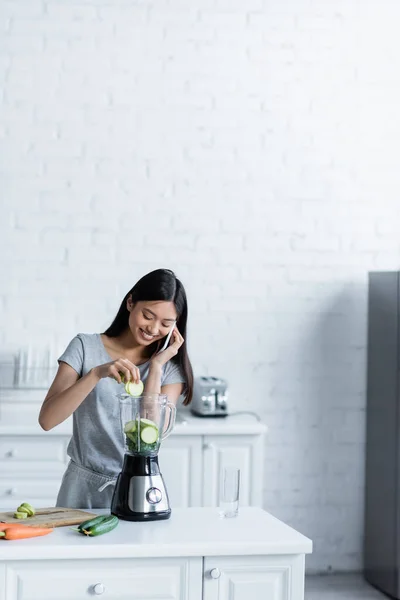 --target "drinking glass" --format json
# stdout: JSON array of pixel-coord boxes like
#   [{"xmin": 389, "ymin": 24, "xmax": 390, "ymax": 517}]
[{"xmin": 219, "ymin": 467, "xmax": 240, "ymax": 518}]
